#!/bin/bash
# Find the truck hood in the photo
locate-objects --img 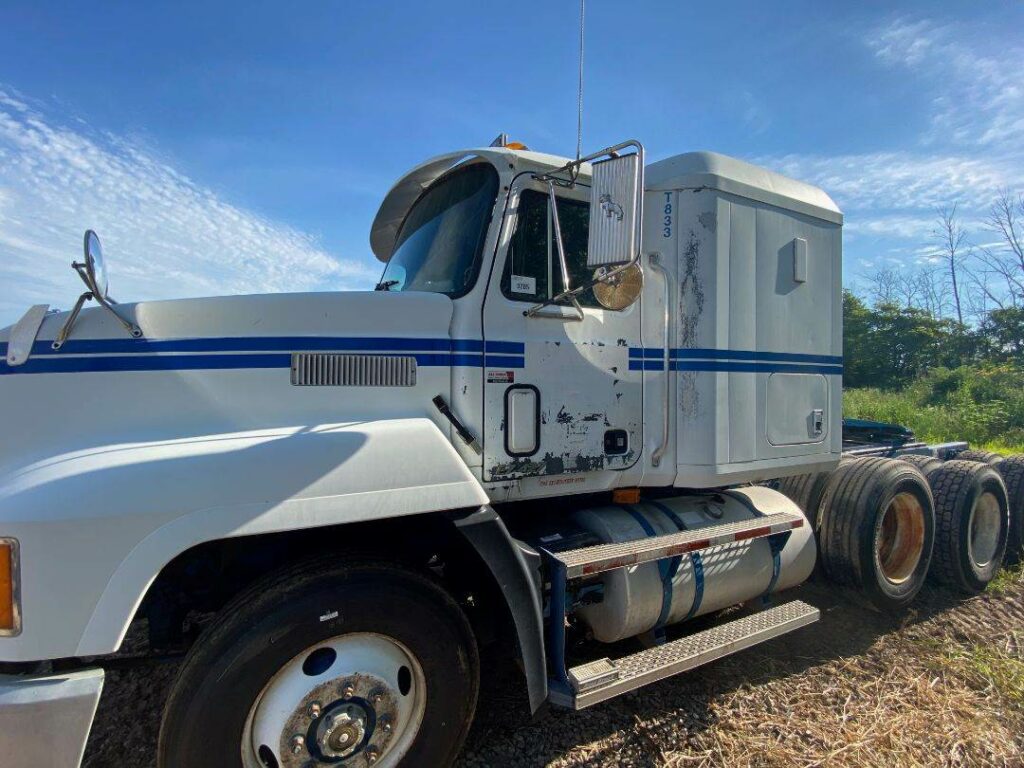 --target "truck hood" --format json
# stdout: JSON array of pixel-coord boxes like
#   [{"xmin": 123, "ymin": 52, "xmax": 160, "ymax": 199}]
[
  {"xmin": 1, "ymin": 290, "xmax": 454, "ymax": 353},
  {"xmin": 0, "ymin": 290, "xmax": 458, "ymax": 471}
]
